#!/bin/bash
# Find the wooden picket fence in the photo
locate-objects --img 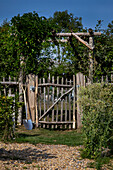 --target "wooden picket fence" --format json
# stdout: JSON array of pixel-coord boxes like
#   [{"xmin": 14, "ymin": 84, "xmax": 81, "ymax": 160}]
[
  {"xmin": 0, "ymin": 76, "xmax": 18, "ymax": 97},
  {"xmin": 0, "ymin": 73, "xmax": 113, "ymax": 129}
]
